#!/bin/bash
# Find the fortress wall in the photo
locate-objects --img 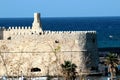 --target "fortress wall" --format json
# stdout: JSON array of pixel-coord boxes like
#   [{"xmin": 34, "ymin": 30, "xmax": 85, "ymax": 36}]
[
  {"xmin": 0, "ymin": 52, "xmax": 81, "ymax": 76},
  {"xmin": 0, "ymin": 32, "xmax": 82, "ymax": 52},
  {"xmin": 0, "ymin": 31, "xmax": 98, "ymax": 76},
  {"xmin": 0, "ymin": 13, "xmax": 99, "ymax": 76},
  {"xmin": 0, "ymin": 30, "xmax": 97, "ymax": 54},
  {"xmin": 2, "ymin": 26, "xmax": 32, "ymax": 40}
]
